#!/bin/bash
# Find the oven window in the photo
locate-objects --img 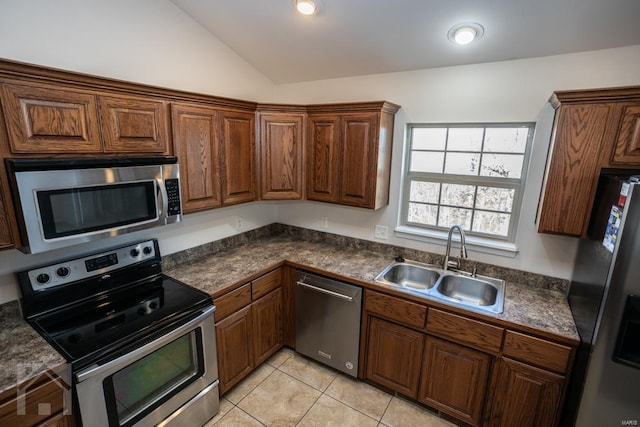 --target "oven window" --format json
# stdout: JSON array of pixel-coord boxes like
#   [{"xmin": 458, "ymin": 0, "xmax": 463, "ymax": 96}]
[
  {"xmin": 36, "ymin": 181, "xmax": 157, "ymax": 240},
  {"xmin": 107, "ymin": 331, "xmax": 202, "ymax": 426}
]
